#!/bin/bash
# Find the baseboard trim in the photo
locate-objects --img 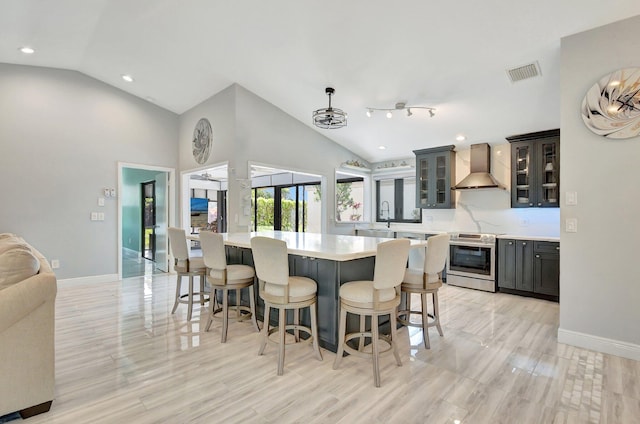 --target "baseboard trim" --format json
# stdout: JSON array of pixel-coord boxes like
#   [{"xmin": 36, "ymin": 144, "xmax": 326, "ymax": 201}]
[
  {"xmin": 558, "ymin": 328, "xmax": 640, "ymax": 361},
  {"xmin": 58, "ymin": 274, "xmax": 120, "ymax": 286}
]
